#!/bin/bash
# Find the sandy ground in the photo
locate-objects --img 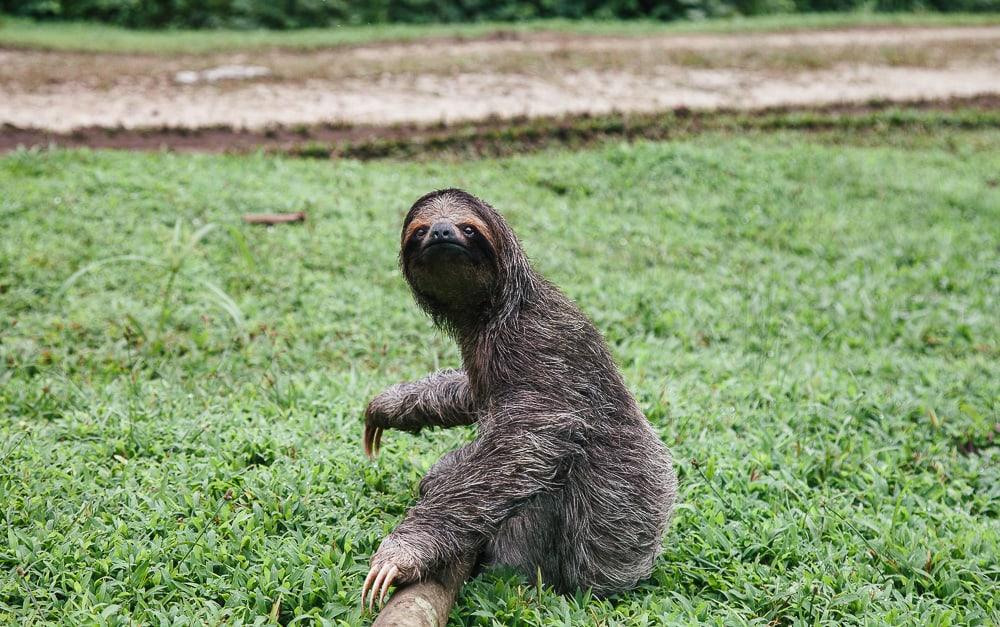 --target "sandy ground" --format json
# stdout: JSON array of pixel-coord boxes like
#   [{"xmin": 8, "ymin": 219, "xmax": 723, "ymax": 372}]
[{"xmin": 2, "ymin": 26, "xmax": 1000, "ymax": 131}]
